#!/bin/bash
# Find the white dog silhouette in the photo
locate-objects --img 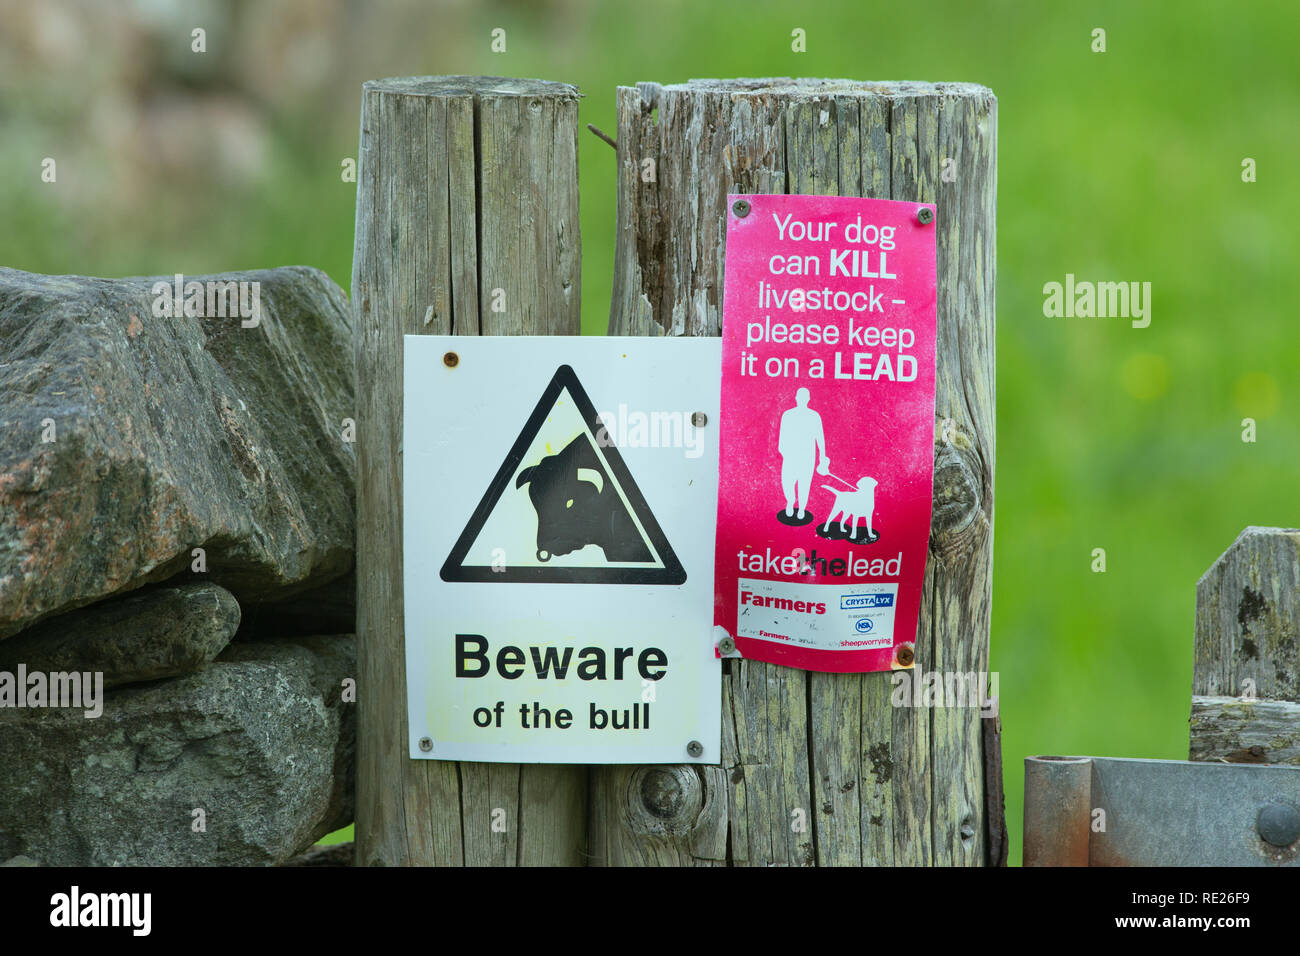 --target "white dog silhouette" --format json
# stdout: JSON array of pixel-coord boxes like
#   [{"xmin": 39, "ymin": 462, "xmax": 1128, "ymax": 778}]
[{"xmin": 820, "ymin": 477, "xmax": 878, "ymax": 541}]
